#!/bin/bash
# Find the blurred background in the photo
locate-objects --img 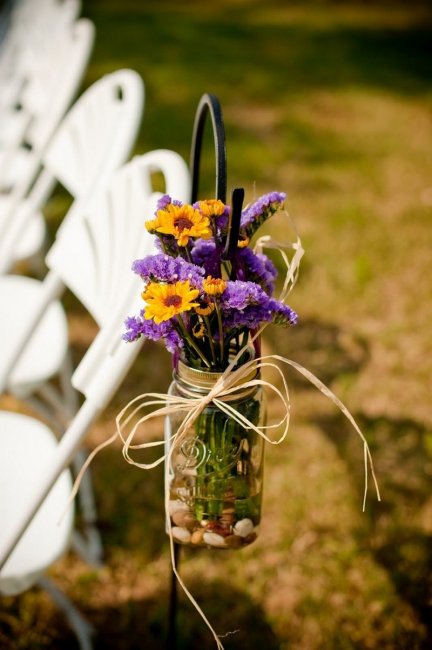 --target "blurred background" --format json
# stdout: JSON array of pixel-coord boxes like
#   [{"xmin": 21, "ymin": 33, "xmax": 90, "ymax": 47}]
[{"xmin": 1, "ymin": 0, "xmax": 432, "ymax": 648}]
